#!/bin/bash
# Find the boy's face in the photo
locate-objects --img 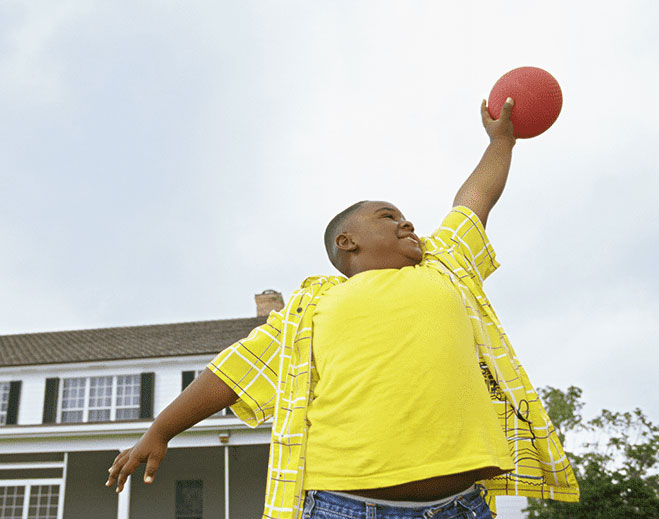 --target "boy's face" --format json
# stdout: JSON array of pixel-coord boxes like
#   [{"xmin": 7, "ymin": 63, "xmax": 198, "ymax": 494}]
[{"xmin": 342, "ymin": 201, "xmax": 423, "ymax": 271}]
